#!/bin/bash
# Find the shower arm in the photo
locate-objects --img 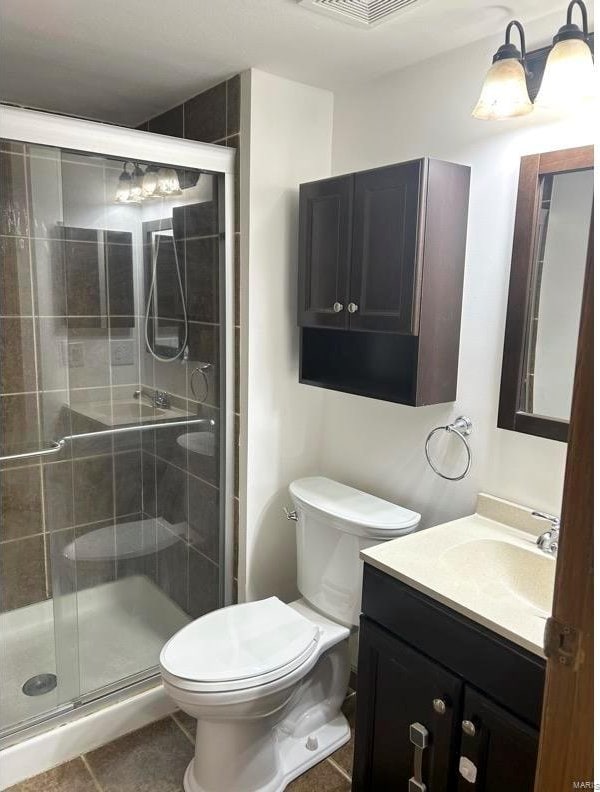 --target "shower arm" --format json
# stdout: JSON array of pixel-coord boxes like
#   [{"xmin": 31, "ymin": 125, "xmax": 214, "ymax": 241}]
[{"xmin": 0, "ymin": 417, "xmax": 215, "ymax": 463}]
